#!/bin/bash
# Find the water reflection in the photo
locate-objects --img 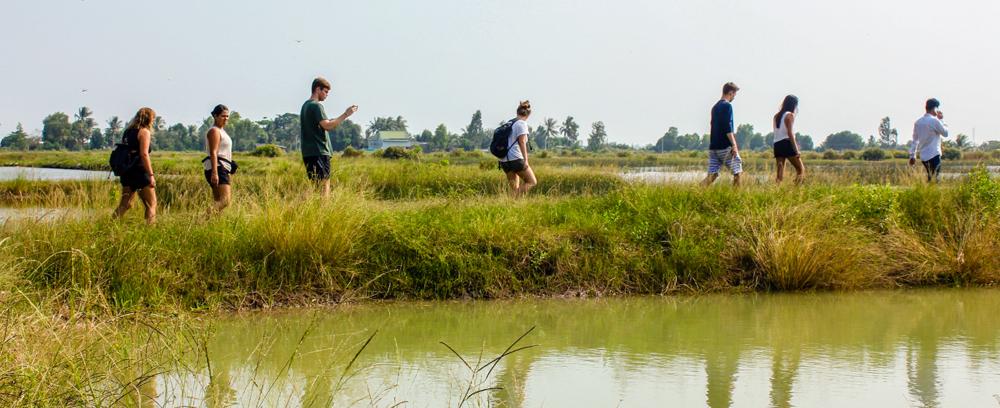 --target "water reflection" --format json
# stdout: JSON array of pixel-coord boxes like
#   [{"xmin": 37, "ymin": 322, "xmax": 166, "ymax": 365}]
[
  {"xmin": 159, "ymin": 290, "xmax": 1000, "ymax": 407},
  {"xmin": 0, "ymin": 166, "xmax": 109, "ymax": 181}
]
